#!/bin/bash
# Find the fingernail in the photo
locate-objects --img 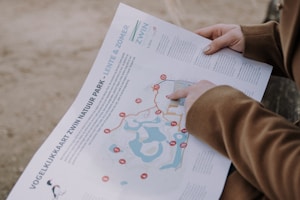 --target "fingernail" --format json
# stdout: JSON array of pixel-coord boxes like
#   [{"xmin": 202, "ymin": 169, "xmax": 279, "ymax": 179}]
[{"xmin": 203, "ymin": 45, "xmax": 211, "ymax": 53}]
